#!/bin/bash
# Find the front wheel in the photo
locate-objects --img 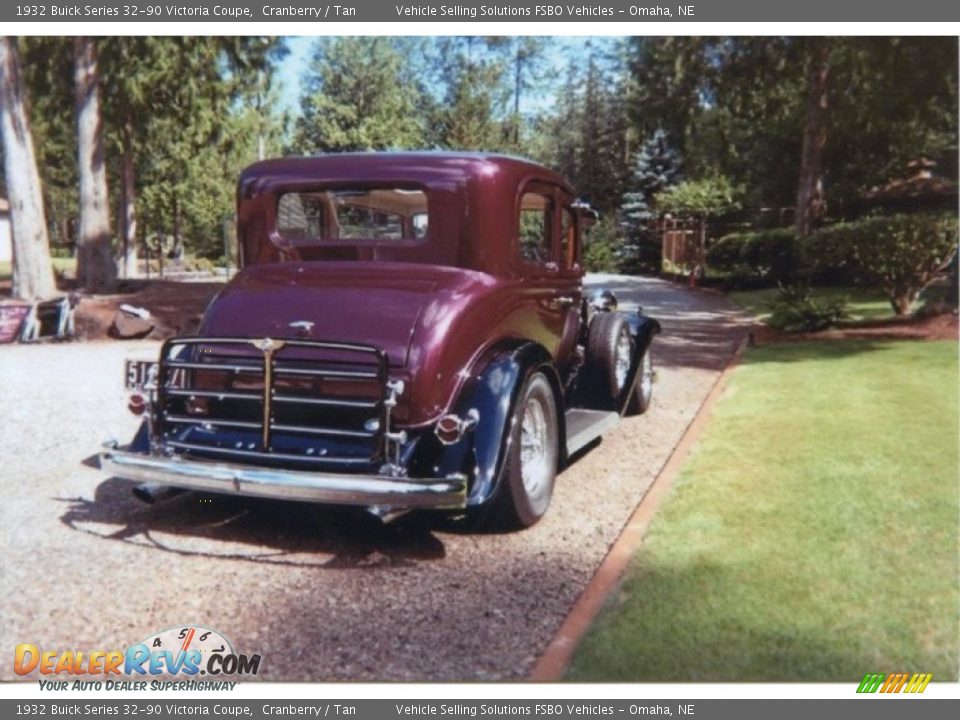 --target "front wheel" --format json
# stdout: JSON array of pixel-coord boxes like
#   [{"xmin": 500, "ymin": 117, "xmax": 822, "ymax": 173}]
[
  {"xmin": 625, "ymin": 346, "xmax": 653, "ymax": 416},
  {"xmin": 490, "ymin": 371, "xmax": 559, "ymax": 529}
]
